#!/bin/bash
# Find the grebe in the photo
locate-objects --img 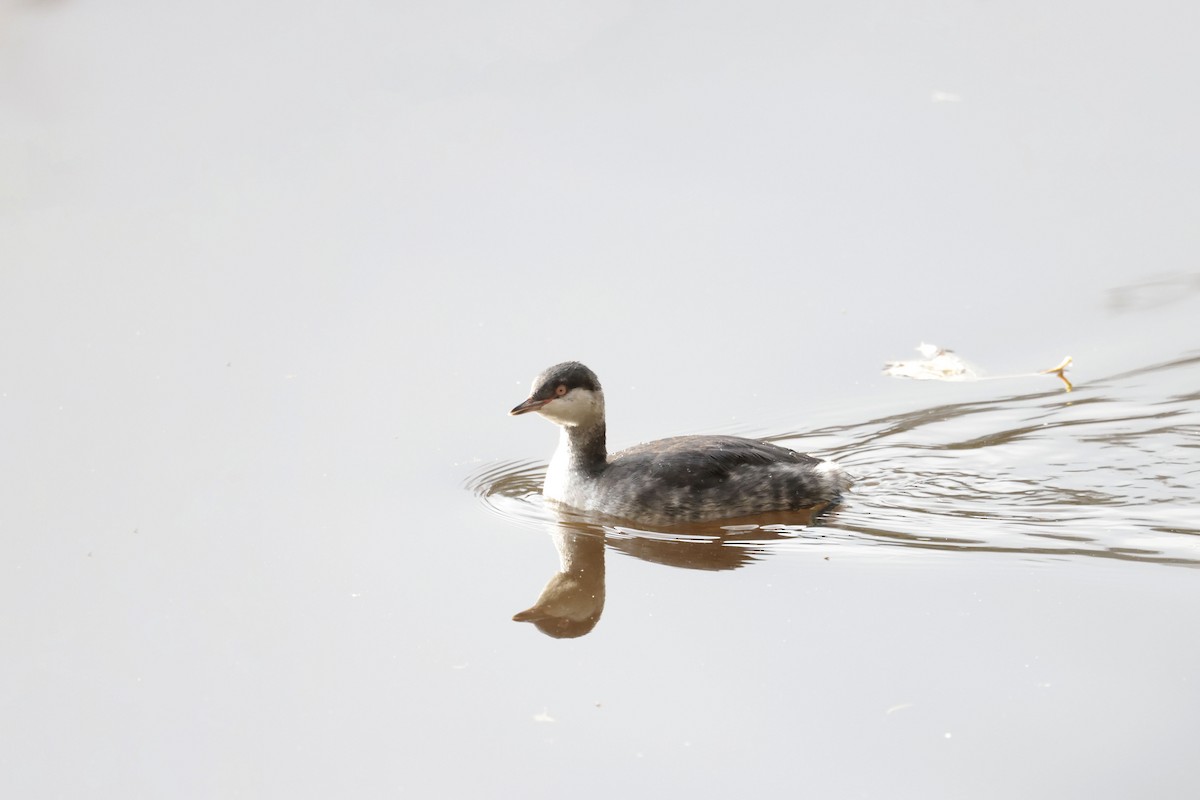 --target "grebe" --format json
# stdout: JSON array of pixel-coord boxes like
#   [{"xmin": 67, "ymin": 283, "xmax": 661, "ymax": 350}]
[{"xmin": 510, "ymin": 362, "xmax": 850, "ymax": 524}]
